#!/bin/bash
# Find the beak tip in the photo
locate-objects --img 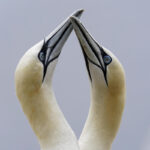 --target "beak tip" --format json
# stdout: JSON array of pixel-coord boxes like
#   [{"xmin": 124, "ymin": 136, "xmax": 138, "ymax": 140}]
[
  {"xmin": 72, "ymin": 9, "xmax": 84, "ymax": 18},
  {"xmin": 77, "ymin": 8, "xmax": 84, "ymax": 14}
]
